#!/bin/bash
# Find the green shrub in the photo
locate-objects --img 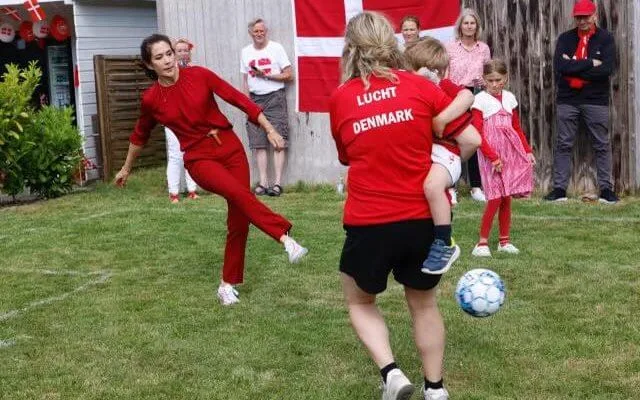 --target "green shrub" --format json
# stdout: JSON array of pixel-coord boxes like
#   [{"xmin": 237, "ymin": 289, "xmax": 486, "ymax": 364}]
[
  {"xmin": 0, "ymin": 62, "xmax": 83, "ymax": 199},
  {"xmin": 22, "ymin": 106, "xmax": 83, "ymax": 199},
  {"xmin": 0, "ymin": 62, "xmax": 41, "ymax": 196}
]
